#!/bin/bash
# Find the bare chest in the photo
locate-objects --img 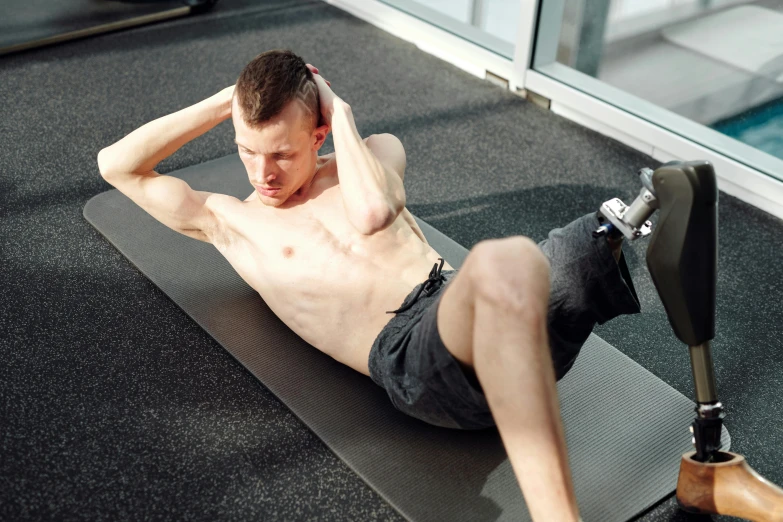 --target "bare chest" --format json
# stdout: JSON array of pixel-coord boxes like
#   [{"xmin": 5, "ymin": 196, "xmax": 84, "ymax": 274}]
[
  {"xmin": 220, "ymin": 184, "xmax": 397, "ymax": 287},
  {"xmin": 209, "ymin": 183, "xmax": 441, "ymax": 369}
]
